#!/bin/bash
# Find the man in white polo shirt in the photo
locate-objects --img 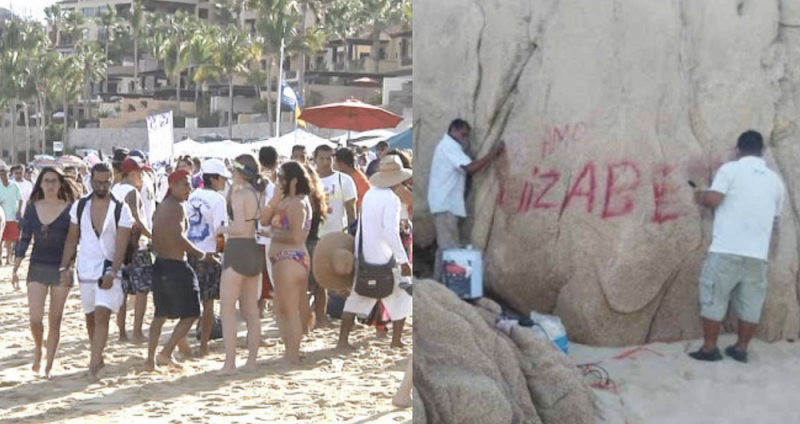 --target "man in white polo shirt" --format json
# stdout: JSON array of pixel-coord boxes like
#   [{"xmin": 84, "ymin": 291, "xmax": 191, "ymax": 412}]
[
  {"xmin": 427, "ymin": 119, "xmax": 504, "ymax": 280},
  {"xmin": 60, "ymin": 162, "xmax": 134, "ymax": 381},
  {"xmin": 689, "ymin": 130, "xmax": 785, "ymax": 364}
]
